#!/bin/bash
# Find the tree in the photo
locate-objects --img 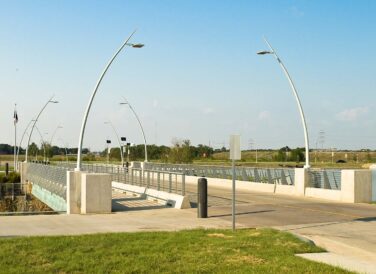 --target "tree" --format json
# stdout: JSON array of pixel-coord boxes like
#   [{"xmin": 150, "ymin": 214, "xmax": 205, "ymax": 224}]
[
  {"xmin": 28, "ymin": 142, "xmax": 39, "ymax": 157},
  {"xmin": 168, "ymin": 139, "xmax": 193, "ymax": 163}
]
